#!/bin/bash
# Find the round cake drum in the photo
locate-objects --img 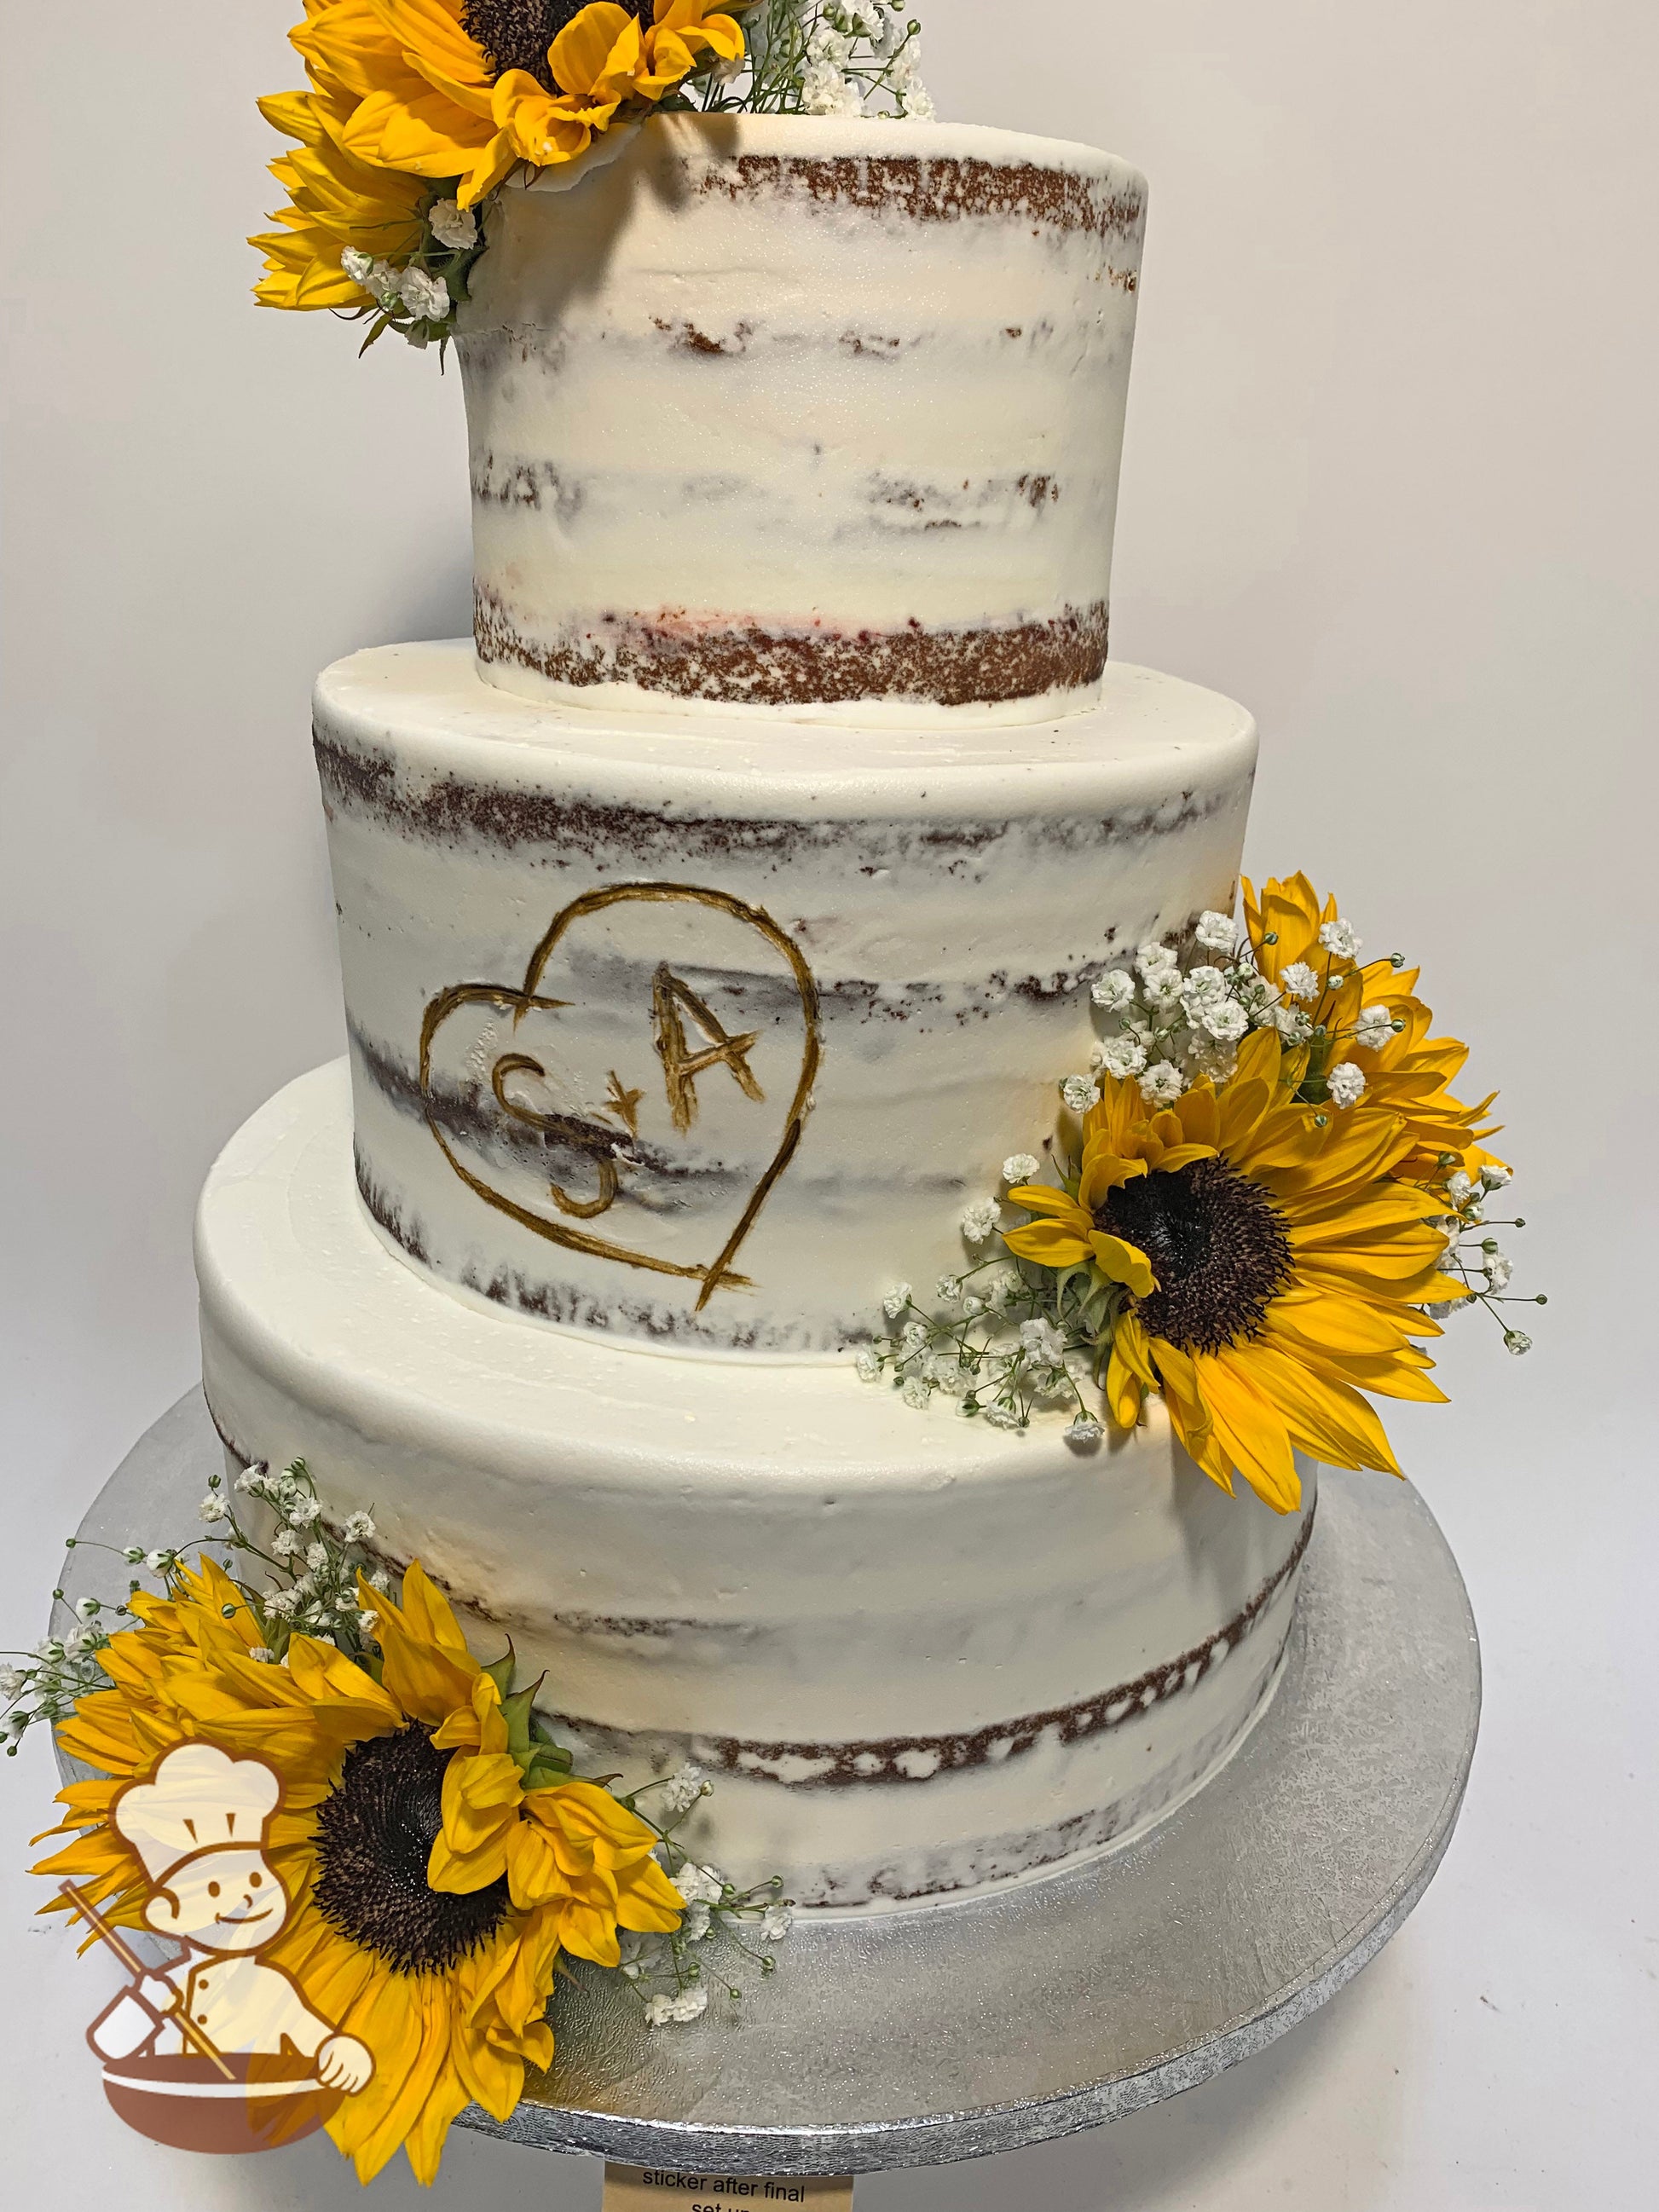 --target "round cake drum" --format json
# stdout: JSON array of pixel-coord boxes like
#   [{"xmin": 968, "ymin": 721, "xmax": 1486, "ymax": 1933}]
[{"xmin": 63, "ymin": 1394, "xmax": 1479, "ymax": 2175}]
